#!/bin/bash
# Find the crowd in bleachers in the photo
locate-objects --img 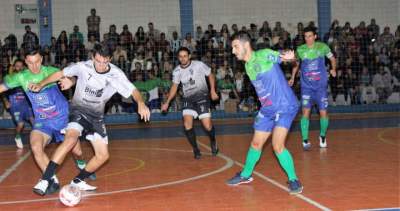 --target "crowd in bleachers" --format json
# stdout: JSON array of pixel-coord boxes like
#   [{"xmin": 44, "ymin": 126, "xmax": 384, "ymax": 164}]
[{"xmin": 0, "ymin": 10, "xmax": 399, "ymax": 115}]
